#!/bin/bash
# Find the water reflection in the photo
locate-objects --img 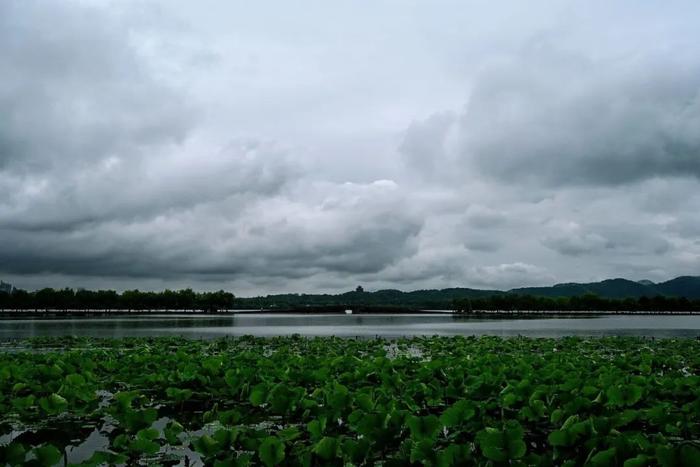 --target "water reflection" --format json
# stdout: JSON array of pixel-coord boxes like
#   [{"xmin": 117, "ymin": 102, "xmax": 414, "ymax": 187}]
[{"xmin": 2, "ymin": 313, "xmax": 700, "ymax": 339}]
